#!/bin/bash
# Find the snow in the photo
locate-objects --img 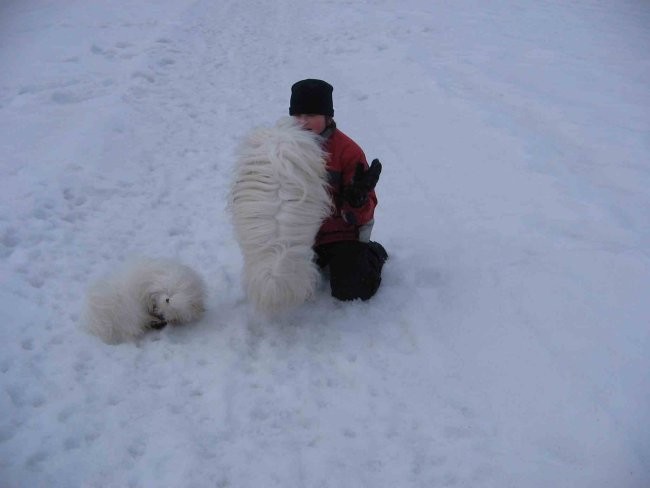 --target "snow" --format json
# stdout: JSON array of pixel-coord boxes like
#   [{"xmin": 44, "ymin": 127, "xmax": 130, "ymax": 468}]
[{"xmin": 1, "ymin": 0, "xmax": 649, "ymax": 486}]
